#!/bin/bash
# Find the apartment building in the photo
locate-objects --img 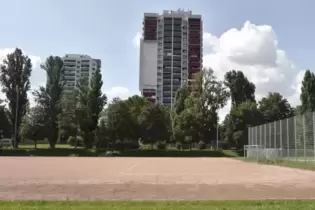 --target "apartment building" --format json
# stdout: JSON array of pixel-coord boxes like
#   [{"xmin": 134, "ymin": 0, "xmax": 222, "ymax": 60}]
[
  {"xmin": 139, "ymin": 9, "xmax": 203, "ymax": 106},
  {"xmin": 62, "ymin": 54, "xmax": 101, "ymax": 92}
]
